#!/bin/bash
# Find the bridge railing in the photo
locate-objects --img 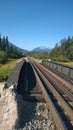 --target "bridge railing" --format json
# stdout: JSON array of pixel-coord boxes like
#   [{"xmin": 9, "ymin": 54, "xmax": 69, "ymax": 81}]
[{"xmin": 42, "ymin": 60, "xmax": 73, "ymax": 79}]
